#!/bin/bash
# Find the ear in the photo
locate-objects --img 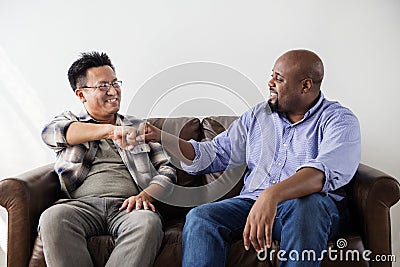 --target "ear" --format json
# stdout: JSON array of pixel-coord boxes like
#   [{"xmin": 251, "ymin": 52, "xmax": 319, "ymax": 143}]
[
  {"xmin": 75, "ymin": 89, "xmax": 87, "ymax": 103},
  {"xmin": 301, "ymin": 78, "xmax": 313, "ymax": 94}
]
